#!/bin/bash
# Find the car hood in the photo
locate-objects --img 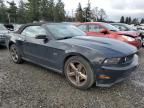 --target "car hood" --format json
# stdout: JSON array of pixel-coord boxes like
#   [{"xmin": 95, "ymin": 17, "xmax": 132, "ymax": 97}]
[
  {"xmin": 117, "ymin": 31, "xmax": 140, "ymax": 37},
  {"xmin": 59, "ymin": 36, "xmax": 137, "ymax": 58}
]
